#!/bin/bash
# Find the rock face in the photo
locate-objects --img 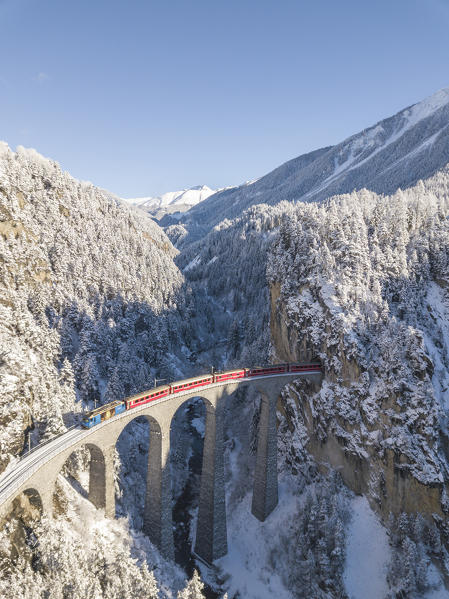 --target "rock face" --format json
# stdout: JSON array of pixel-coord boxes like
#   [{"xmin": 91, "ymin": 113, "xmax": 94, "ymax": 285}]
[
  {"xmin": 272, "ymin": 285, "xmax": 449, "ymax": 519},
  {"xmin": 268, "ymin": 174, "xmax": 449, "ymax": 521}
]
